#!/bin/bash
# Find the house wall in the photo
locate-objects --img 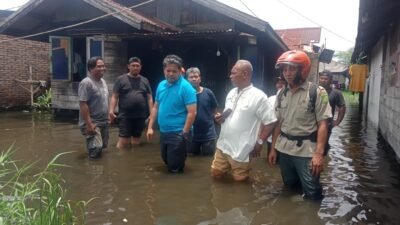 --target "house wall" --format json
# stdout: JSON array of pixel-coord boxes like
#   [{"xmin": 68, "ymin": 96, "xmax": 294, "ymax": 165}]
[
  {"xmin": 378, "ymin": 21, "xmax": 400, "ymax": 159},
  {"xmin": 52, "ymin": 39, "xmax": 127, "ymax": 111},
  {"xmin": 366, "ymin": 37, "xmax": 383, "ymax": 128},
  {"xmin": 0, "ymin": 35, "xmax": 49, "ymax": 108}
]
